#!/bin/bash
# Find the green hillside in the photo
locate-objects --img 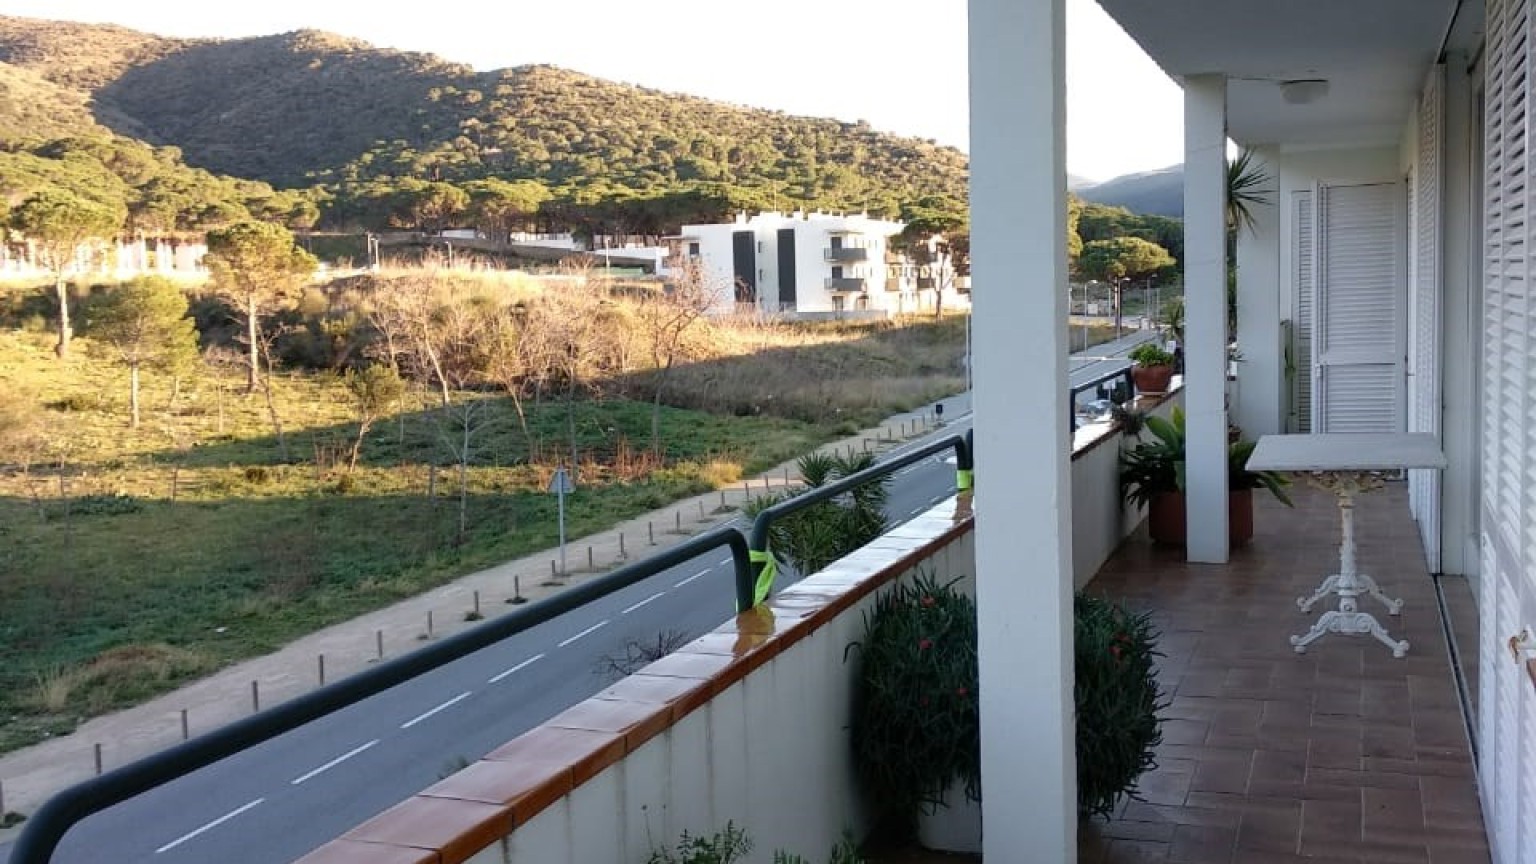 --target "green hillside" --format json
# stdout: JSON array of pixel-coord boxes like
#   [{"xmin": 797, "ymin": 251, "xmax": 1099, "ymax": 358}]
[{"xmin": 0, "ymin": 16, "xmax": 968, "ymax": 223}]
